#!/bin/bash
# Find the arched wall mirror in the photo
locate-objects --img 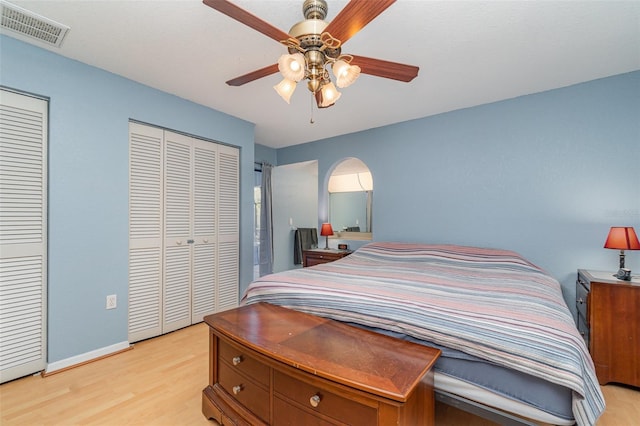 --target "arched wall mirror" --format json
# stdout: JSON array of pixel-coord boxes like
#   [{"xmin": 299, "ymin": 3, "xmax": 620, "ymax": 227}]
[{"xmin": 328, "ymin": 158, "xmax": 373, "ymax": 241}]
